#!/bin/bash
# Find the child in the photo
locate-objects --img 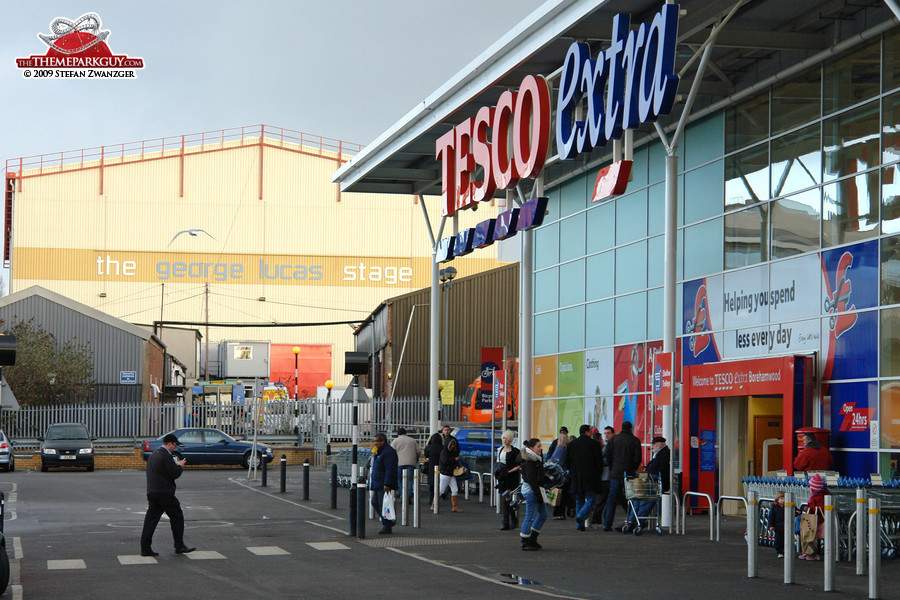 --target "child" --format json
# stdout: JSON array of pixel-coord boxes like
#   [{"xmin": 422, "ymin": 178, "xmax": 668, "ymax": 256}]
[{"xmin": 767, "ymin": 491, "xmax": 786, "ymax": 558}]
